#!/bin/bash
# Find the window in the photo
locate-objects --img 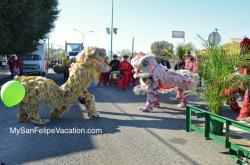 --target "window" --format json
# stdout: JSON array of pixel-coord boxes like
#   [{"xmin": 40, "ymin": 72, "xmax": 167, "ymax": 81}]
[{"xmin": 21, "ymin": 54, "xmax": 41, "ymax": 60}]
